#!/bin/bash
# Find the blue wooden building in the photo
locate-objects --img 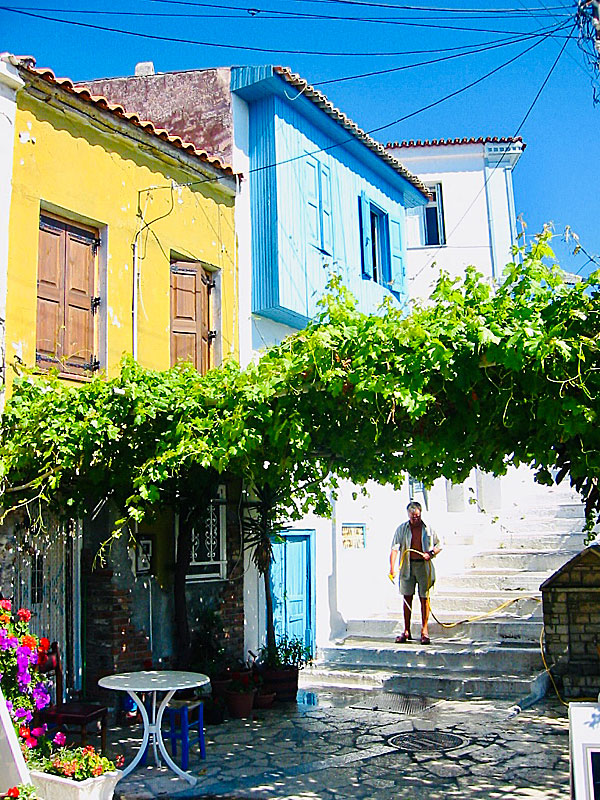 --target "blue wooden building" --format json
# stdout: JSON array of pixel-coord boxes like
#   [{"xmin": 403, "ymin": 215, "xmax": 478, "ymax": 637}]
[{"xmin": 231, "ymin": 65, "xmax": 429, "ymax": 325}]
